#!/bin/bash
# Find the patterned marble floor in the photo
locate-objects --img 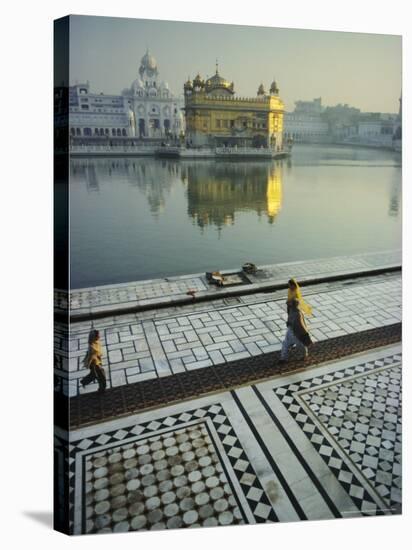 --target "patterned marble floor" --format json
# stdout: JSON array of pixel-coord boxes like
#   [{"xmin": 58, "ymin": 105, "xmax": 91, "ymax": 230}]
[
  {"xmin": 55, "ymin": 344, "xmax": 401, "ymax": 534},
  {"xmin": 55, "ymin": 273, "xmax": 401, "ymax": 396}
]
